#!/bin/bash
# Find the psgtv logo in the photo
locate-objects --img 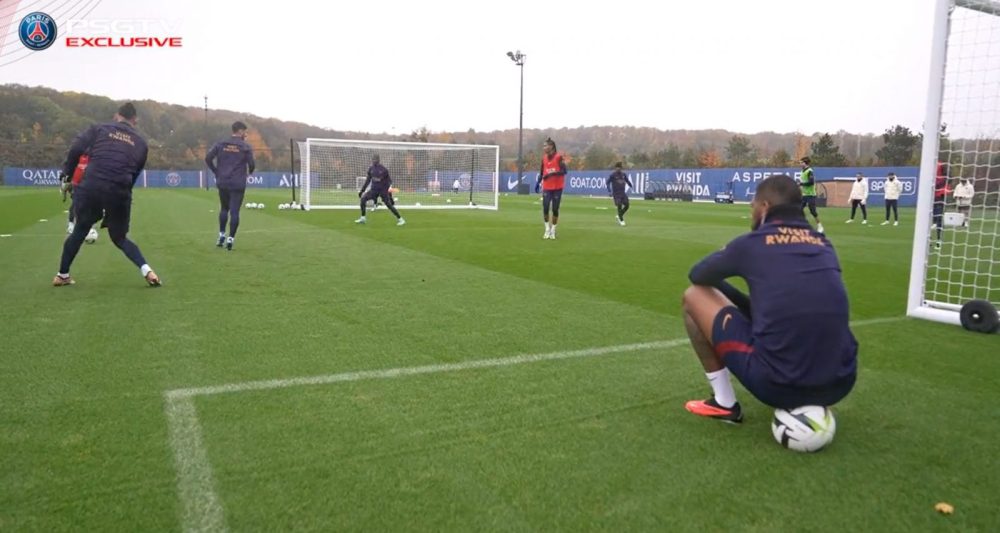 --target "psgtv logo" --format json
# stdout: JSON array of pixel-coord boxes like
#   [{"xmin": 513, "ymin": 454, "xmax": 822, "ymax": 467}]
[
  {"xmin": 17, "ymin": 13, "xmax": 183, "ymax": 51},
  {"xmin": 18, "ymin": 12, "xmax": 58, "ymax": 51}
]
